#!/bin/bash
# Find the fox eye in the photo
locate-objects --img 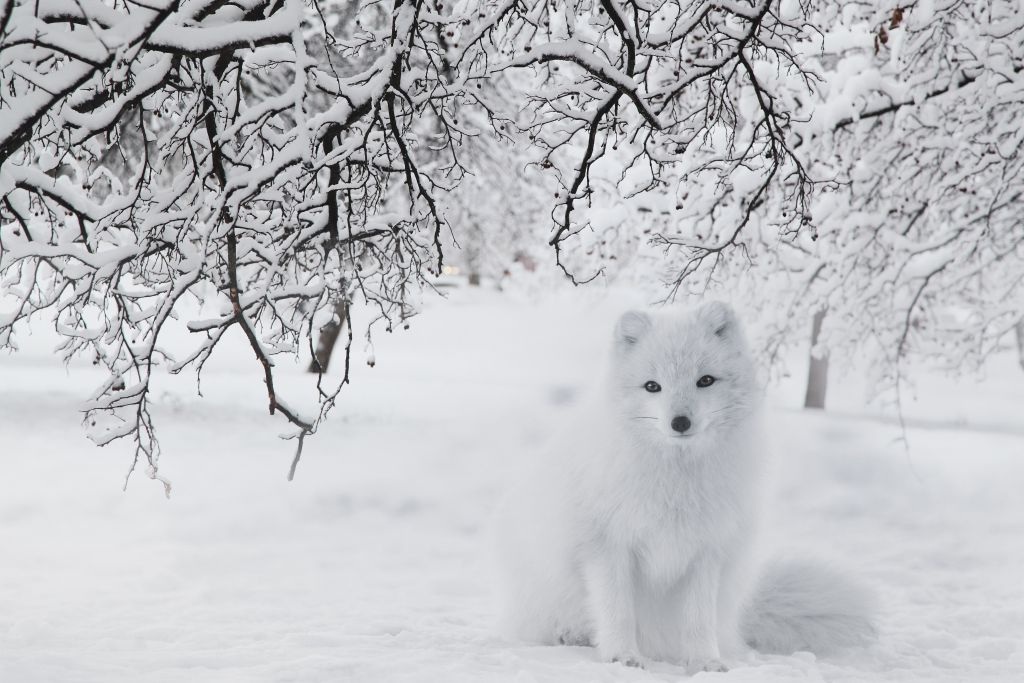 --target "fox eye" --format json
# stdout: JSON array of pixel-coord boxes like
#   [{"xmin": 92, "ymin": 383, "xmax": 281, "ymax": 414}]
[
  {"xmin": 697, "ymin": 375, "xmax": 715, "ymax": 388},
  {"xmin": 644, "ymin": 381, "xmax": 661, "ymax": 393}
]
